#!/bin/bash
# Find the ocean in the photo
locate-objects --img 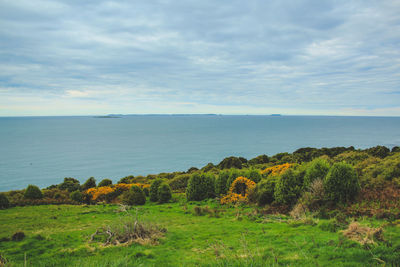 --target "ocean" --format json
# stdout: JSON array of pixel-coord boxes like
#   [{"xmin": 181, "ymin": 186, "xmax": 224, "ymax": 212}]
[{"xmin": 1, "ymin": 115, "xmax": 399, "ymax": 191}]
